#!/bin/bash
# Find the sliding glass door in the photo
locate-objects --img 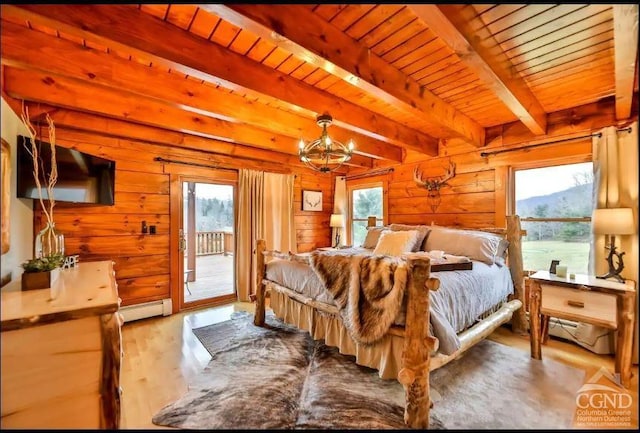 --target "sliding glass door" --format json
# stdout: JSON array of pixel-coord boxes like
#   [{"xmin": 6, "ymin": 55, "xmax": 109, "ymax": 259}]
[{"xmin": 179, "ymin": 180, "xmax": 236, "ymax": 308}]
